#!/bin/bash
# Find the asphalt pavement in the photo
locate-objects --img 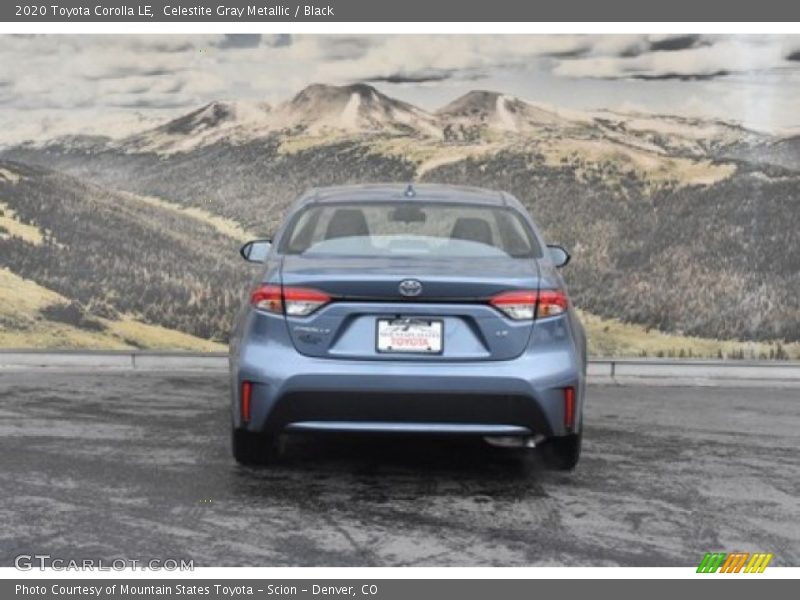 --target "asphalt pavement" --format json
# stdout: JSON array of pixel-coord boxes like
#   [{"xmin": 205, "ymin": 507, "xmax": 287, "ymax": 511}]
[{"xmin": 0, "ymin": 371, "xmax": 798, "ymax": 567}]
